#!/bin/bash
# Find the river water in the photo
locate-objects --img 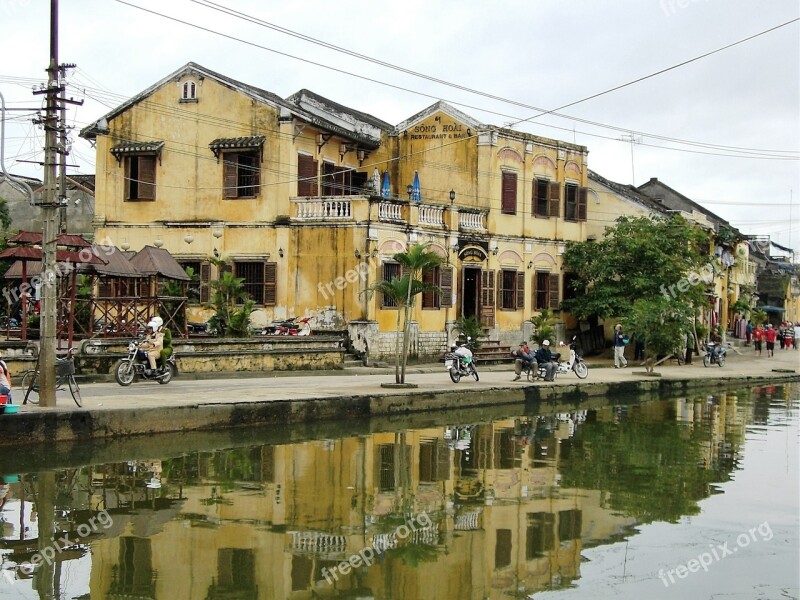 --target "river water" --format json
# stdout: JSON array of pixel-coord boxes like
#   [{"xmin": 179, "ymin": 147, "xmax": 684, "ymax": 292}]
[{"xmin": 1, "ymin": 382, "xmax": 798, "ymax": 599}]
